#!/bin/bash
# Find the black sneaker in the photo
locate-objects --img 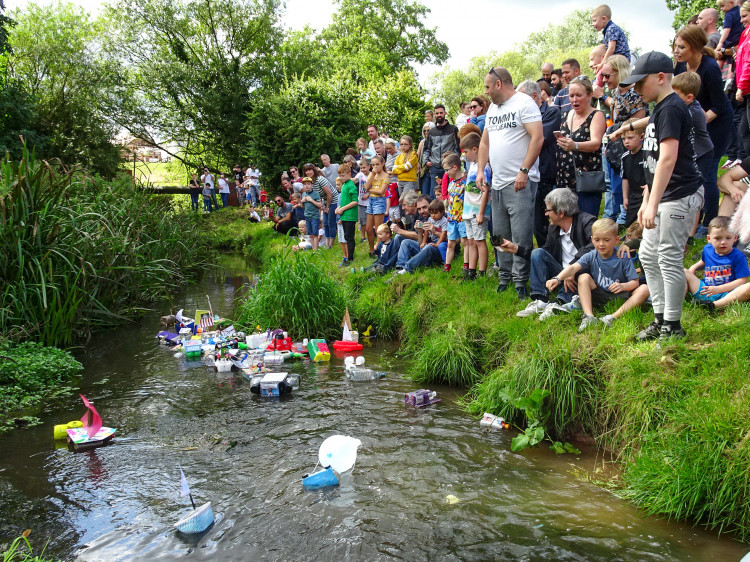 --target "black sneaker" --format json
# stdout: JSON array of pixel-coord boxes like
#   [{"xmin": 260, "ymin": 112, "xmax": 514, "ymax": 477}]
[
  {"xmin": 696, "ymin": 299, "xmax": 717, "ymax": 315},
  {"xmin": 635, "ymin": 321, "xmax": 662, "ymax": 341},
  {"xmin": 659, "ymin": 324, "xmax": 687, "ymax": 342},
  {"xmin": 516, "ymin": 286, "xmax": 529, "ymax": 300},
  {"xmin": 497, "ymin": 283, "xmax": 509, "ymax": 294}
]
